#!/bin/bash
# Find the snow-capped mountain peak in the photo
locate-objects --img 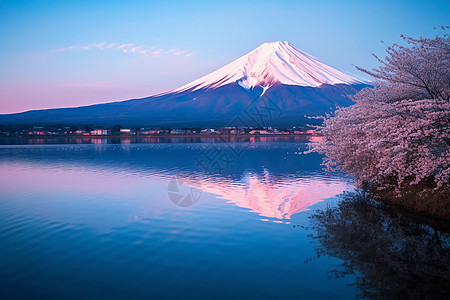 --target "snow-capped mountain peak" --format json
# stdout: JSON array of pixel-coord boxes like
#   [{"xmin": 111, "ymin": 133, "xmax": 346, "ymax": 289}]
[{"xmin": 174, "ymin": 41, "xmax": 363, "ymax": 93}]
